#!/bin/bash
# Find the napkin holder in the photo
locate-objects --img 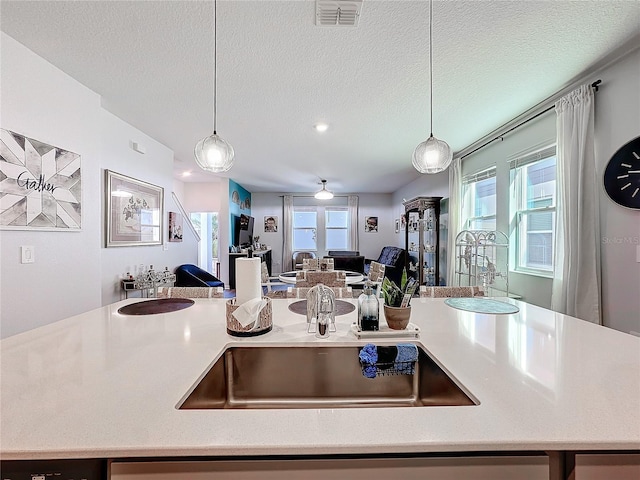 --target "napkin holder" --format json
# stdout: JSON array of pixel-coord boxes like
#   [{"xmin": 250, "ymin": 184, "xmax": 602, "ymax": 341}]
[{"xmin": 226, "ymin": 297, "xmax": 273, "ymax": 337}]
